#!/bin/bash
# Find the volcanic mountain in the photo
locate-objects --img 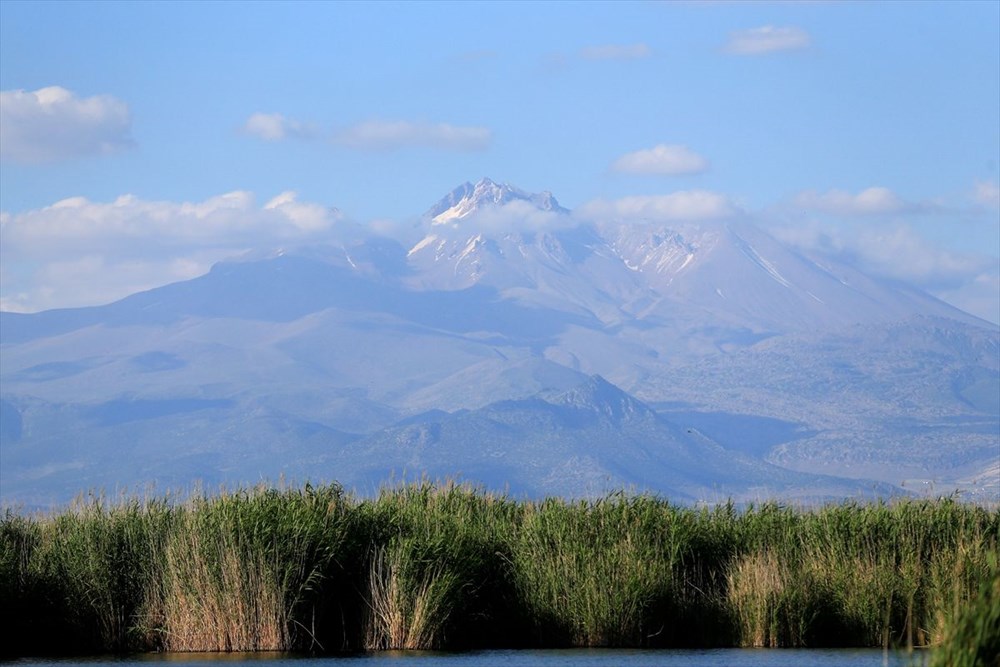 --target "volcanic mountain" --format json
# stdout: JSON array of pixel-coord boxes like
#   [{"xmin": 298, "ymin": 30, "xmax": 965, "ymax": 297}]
[{"xmin": 2, "ymin": 179, "xmax": 996, "ymax": 507}]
